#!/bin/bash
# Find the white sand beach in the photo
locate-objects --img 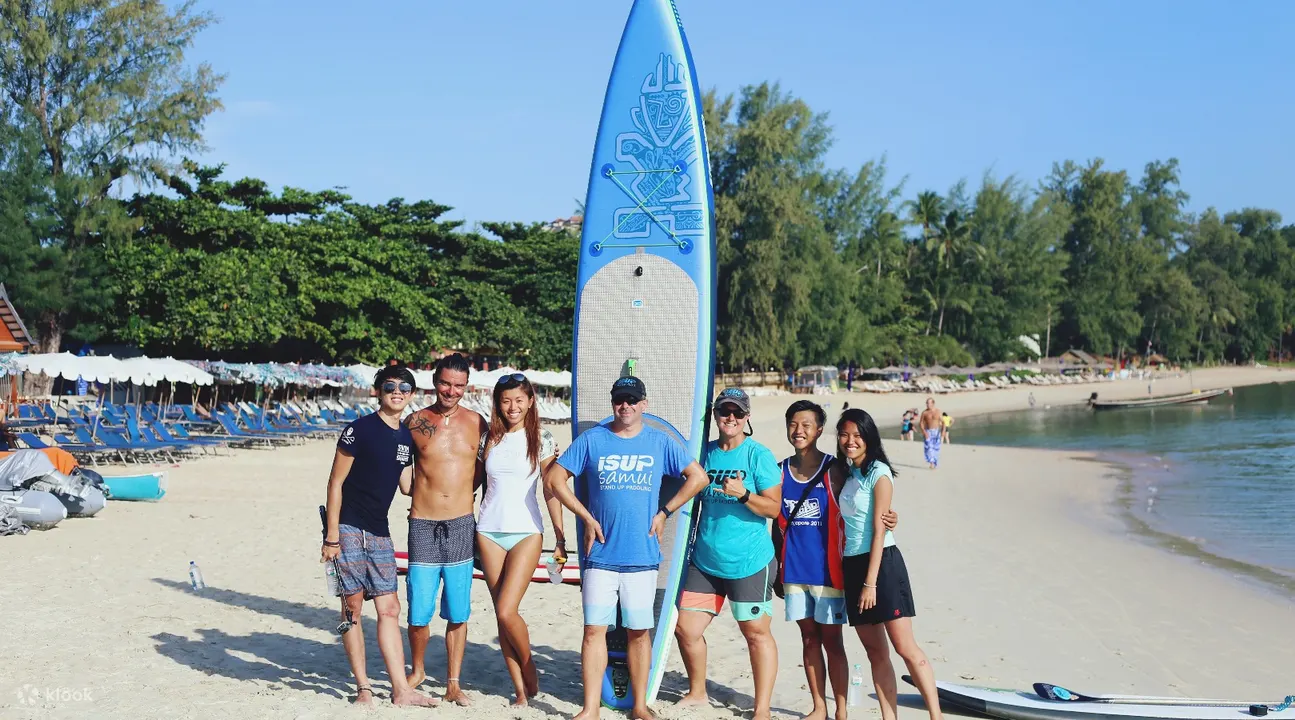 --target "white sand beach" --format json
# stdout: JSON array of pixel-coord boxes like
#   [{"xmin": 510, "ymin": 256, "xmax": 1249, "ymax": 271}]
[{"xmin": 2, "ymin": 367, "xmax": 1292, "ymax": 719}]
